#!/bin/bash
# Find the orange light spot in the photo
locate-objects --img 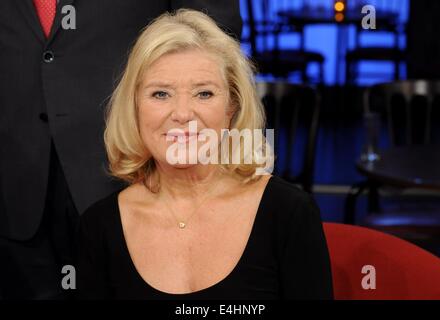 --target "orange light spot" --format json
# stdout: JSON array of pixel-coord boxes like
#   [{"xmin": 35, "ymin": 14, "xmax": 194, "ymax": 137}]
[
  {"xmin": 335, "ymin": 12, "xmax": 344, "ymax": 22},
  {"xmin": 334, "ymin": 2, "xmax": 345, "ymax": 12}
]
